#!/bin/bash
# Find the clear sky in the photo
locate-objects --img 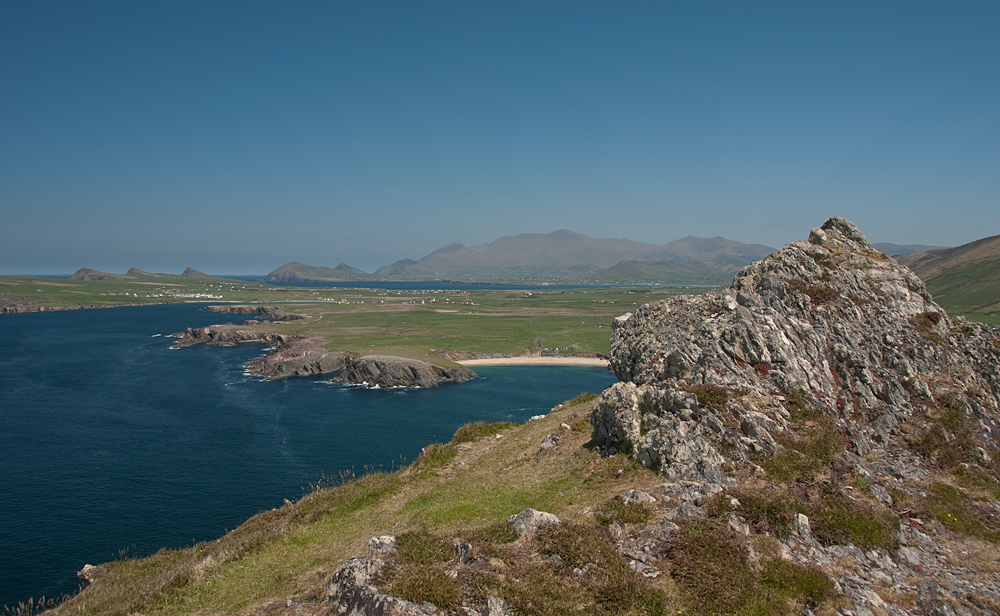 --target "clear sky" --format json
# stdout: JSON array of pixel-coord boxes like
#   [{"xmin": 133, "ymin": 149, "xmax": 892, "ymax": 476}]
[{"xmin": 2, "ymin": 1, "xmax": 998, "ymax": 275}]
